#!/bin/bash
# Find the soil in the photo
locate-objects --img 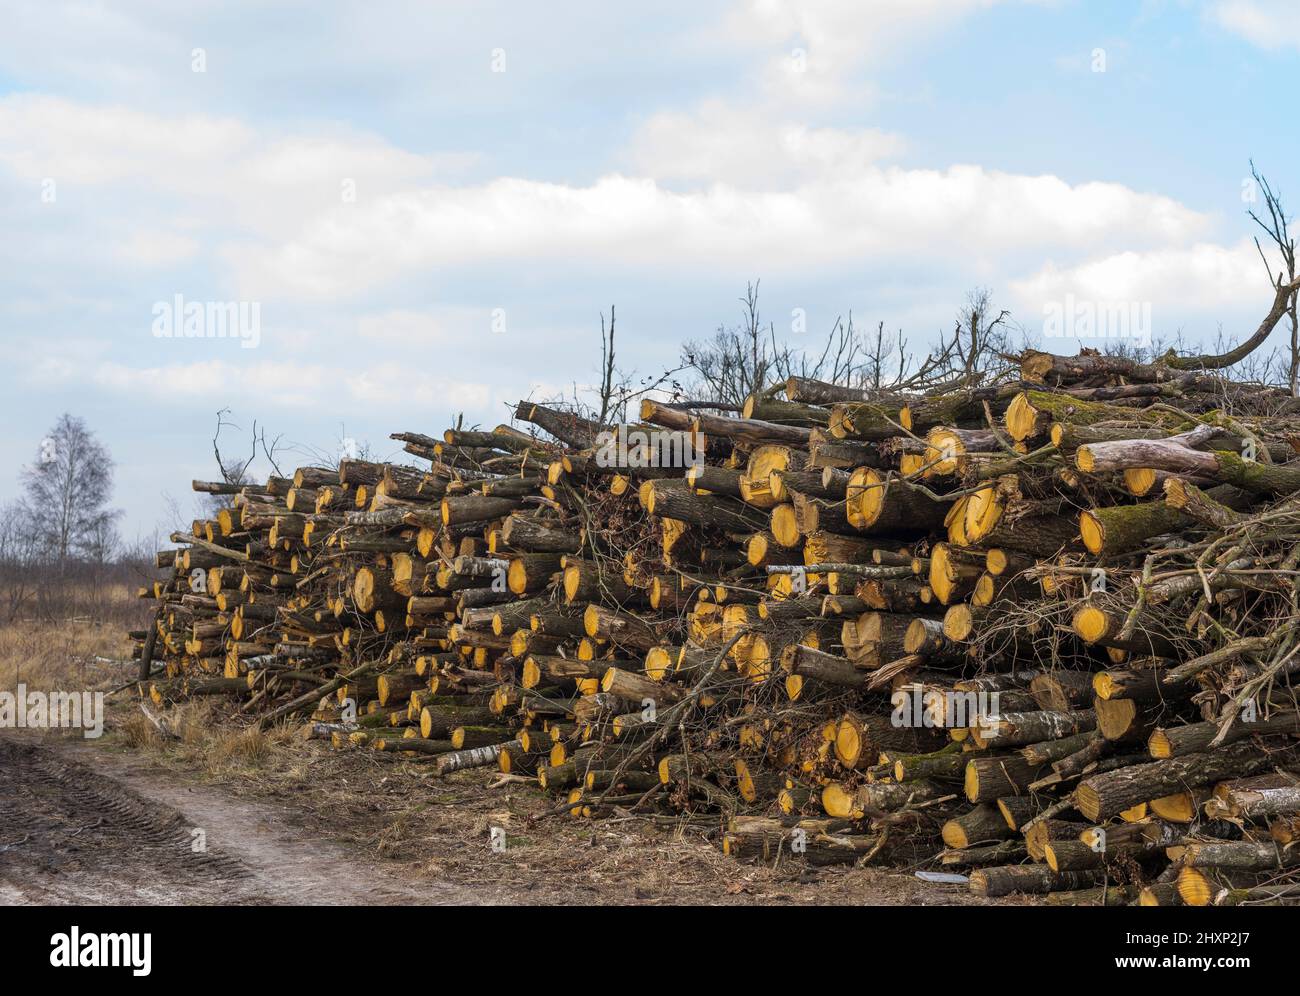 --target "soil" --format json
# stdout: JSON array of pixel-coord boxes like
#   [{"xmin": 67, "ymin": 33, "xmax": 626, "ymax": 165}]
[{"xmin": 0, "ymin": 736, "xmax": 444, "ymax": 904}]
